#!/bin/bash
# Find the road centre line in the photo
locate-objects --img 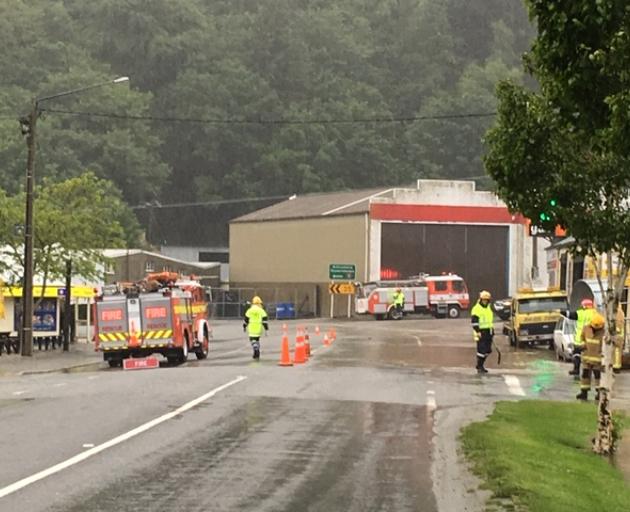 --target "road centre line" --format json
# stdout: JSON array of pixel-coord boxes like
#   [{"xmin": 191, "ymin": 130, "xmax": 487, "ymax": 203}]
[
  {"xmin": 503, "ymin": 375, "xmax": 526, "ymax": 396},
  {"xmin": 0, "ymin": 375, "xmax": 247, "ymax": 499},
  {"xmin": 12, "ymin": 391, "xmax": 27, "ymax": 396}
]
